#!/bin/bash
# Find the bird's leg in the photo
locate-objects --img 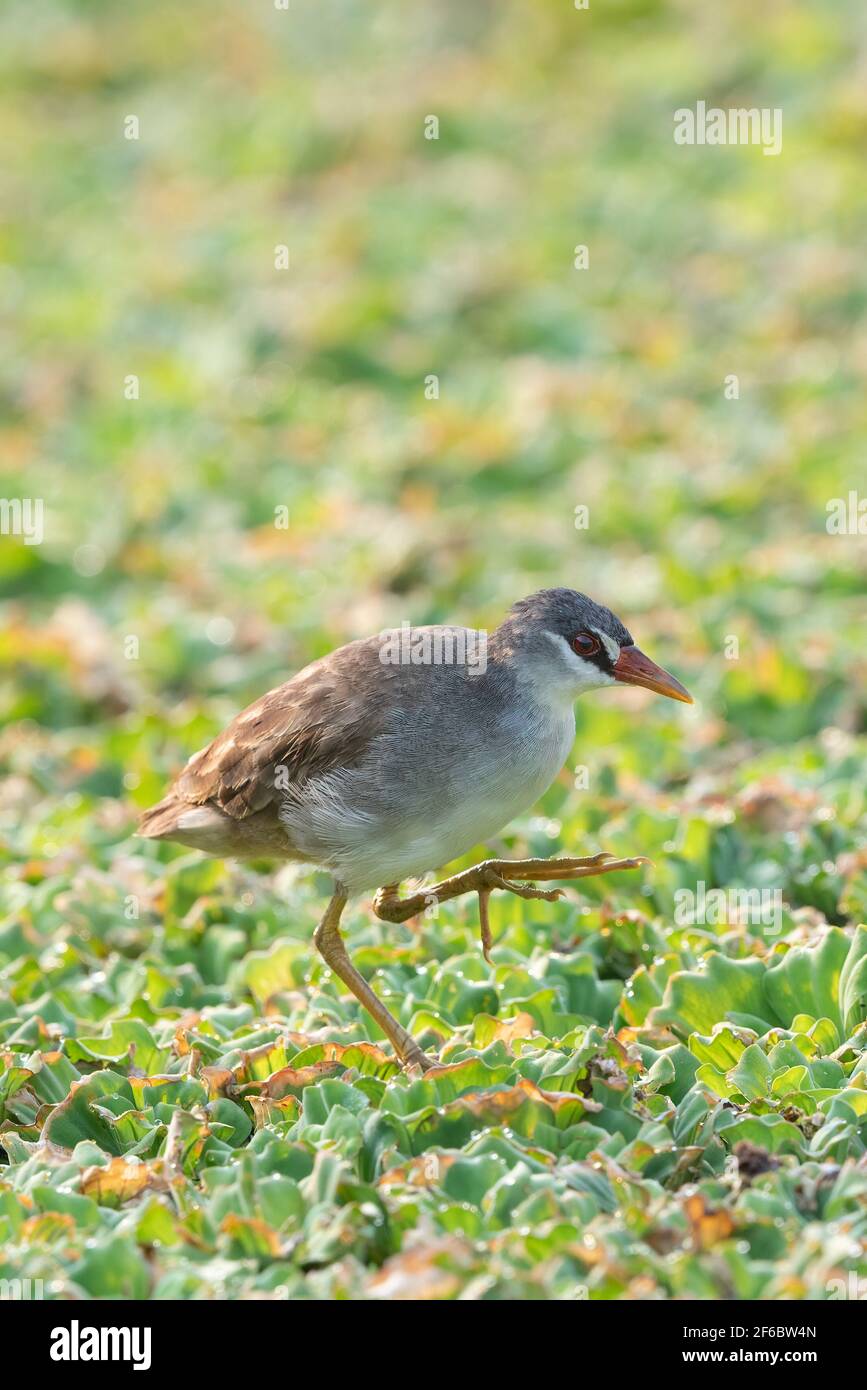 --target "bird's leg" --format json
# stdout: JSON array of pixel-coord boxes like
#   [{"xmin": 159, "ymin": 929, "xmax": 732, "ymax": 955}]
[
  {"xmin": 313, "ymin": 888, "xmax": 435, "ymax": 1073},
  {"xmin": 374, "ymin": 853, "xmax": 648, "ymax": 960}
]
